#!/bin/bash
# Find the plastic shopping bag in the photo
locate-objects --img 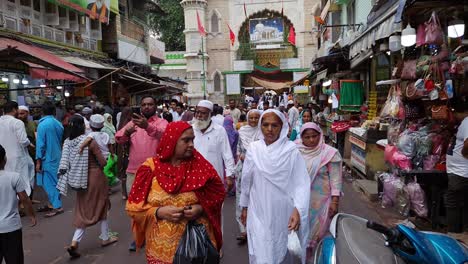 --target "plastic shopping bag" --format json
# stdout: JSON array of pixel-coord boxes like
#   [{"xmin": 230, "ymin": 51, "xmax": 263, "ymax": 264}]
[
  {"xmin": 406, "ymin": 178, "xmax": 428, "ymax": 218},
  {"xmin": 103, "ymin": 154, "xmax": 118, "ymax": 186},
  {"xmin": 287, "ymin": 231, "xmax": 302, "ymax": 262},
  {"xmin": 173, "ymin": 221, "xmax": 219, "ymax": 264}
]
